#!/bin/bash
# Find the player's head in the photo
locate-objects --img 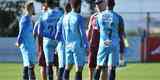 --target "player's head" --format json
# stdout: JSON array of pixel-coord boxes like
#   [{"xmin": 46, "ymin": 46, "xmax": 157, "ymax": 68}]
[
  {"xmin": 64, "ymin": 3, "xmax": 71, "ymax": 14},
  {"xmin": 106, "ymin": 0, "xmax": 115, "ymax": 10},
  {"xmin": 42, "ymin": 2, "xmax": 48, "ymax": 11},
  {"xmin": 69, "ymin": 0, "xmax": 81, "ymax": 13},
  {"xmin": 24, "ymin": 1, "xmax": 35, "ymax": 15},
  {"xmin": 95, "ymin": 0, "xmax": 106, "ymax": 12},
  {"xmin": 45, "ymin": 0, "xmax": 59, "ymax": 8}
]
